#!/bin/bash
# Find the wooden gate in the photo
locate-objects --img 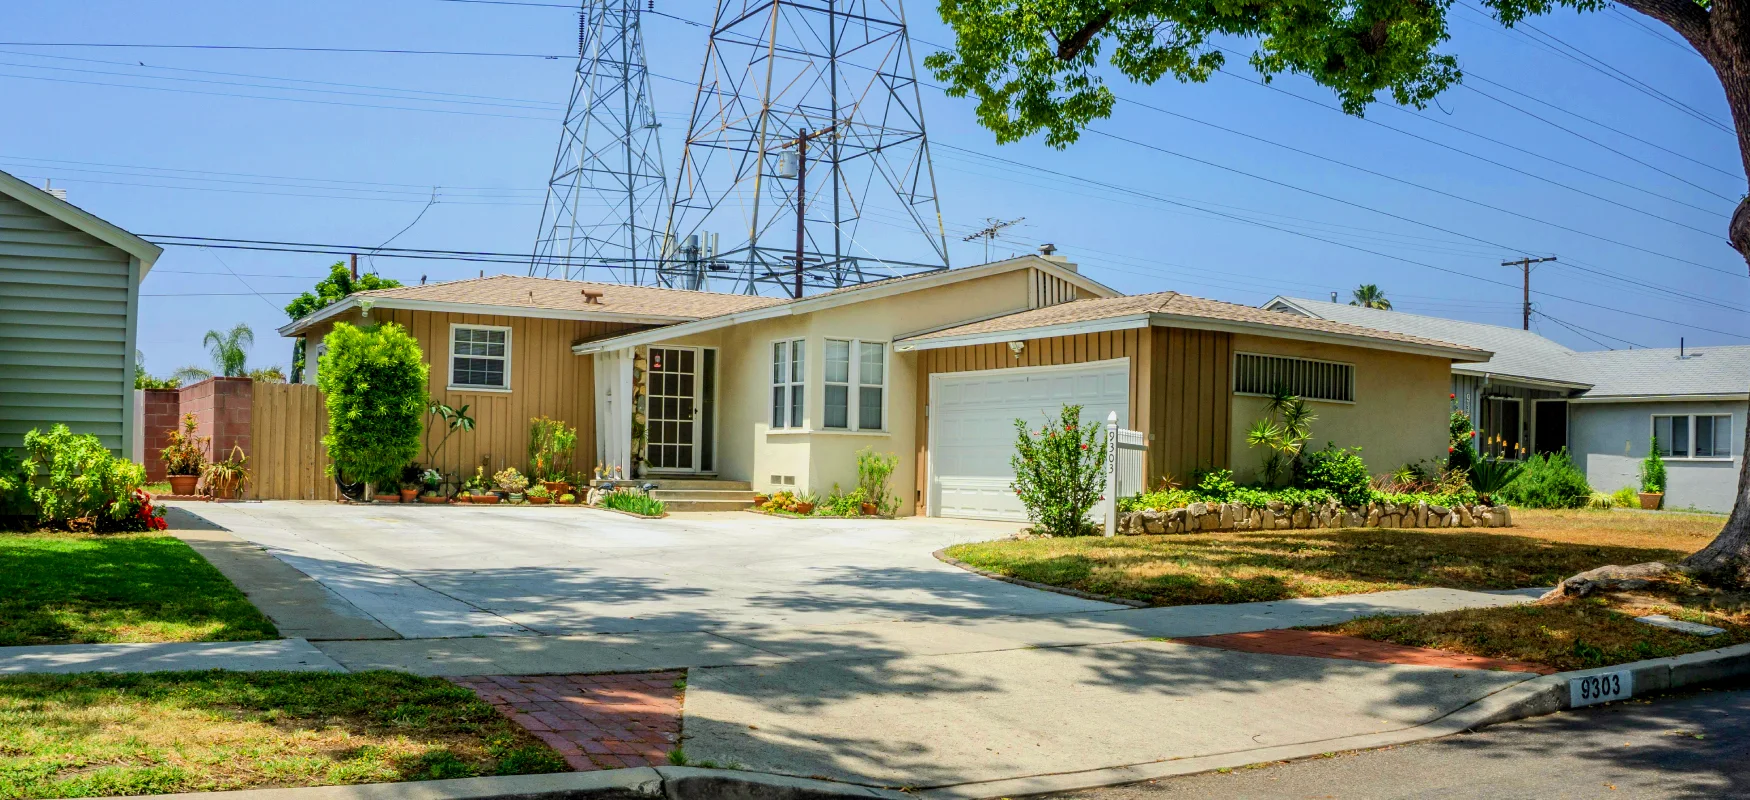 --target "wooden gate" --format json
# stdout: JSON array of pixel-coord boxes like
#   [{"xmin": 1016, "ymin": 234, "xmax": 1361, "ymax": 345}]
[{"xmin": 250, "ymin": 383, "xmax": 334, "ymax": 500}]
